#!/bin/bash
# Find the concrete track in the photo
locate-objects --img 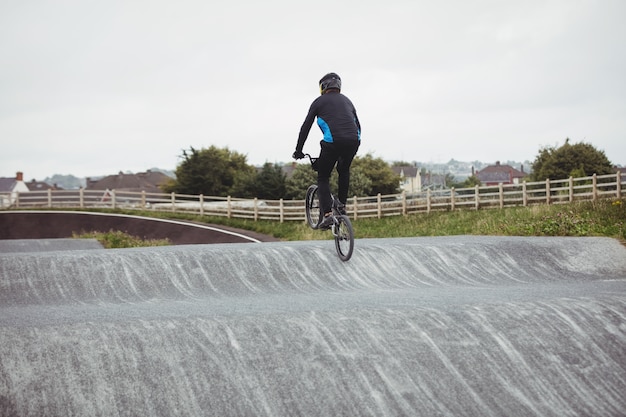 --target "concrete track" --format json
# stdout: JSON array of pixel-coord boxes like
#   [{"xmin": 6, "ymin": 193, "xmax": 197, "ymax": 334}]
[
  {"xmin": 0, "ymin": 211, "xmax": 277, "ymax": 244},
  {"xmin": 1, "ymin": 236, "xmax": 625, "ymax": 416}
]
